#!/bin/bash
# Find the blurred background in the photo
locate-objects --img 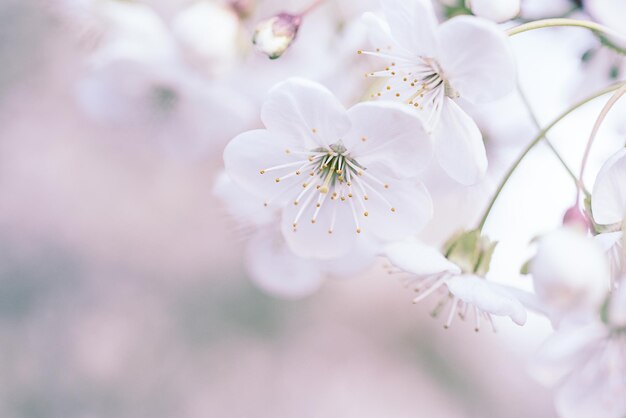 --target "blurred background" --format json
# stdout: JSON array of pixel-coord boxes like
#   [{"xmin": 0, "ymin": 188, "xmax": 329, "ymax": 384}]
[{"xmin": 0, "ymin": 0, "xmax": 624, "ymax": 416}]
